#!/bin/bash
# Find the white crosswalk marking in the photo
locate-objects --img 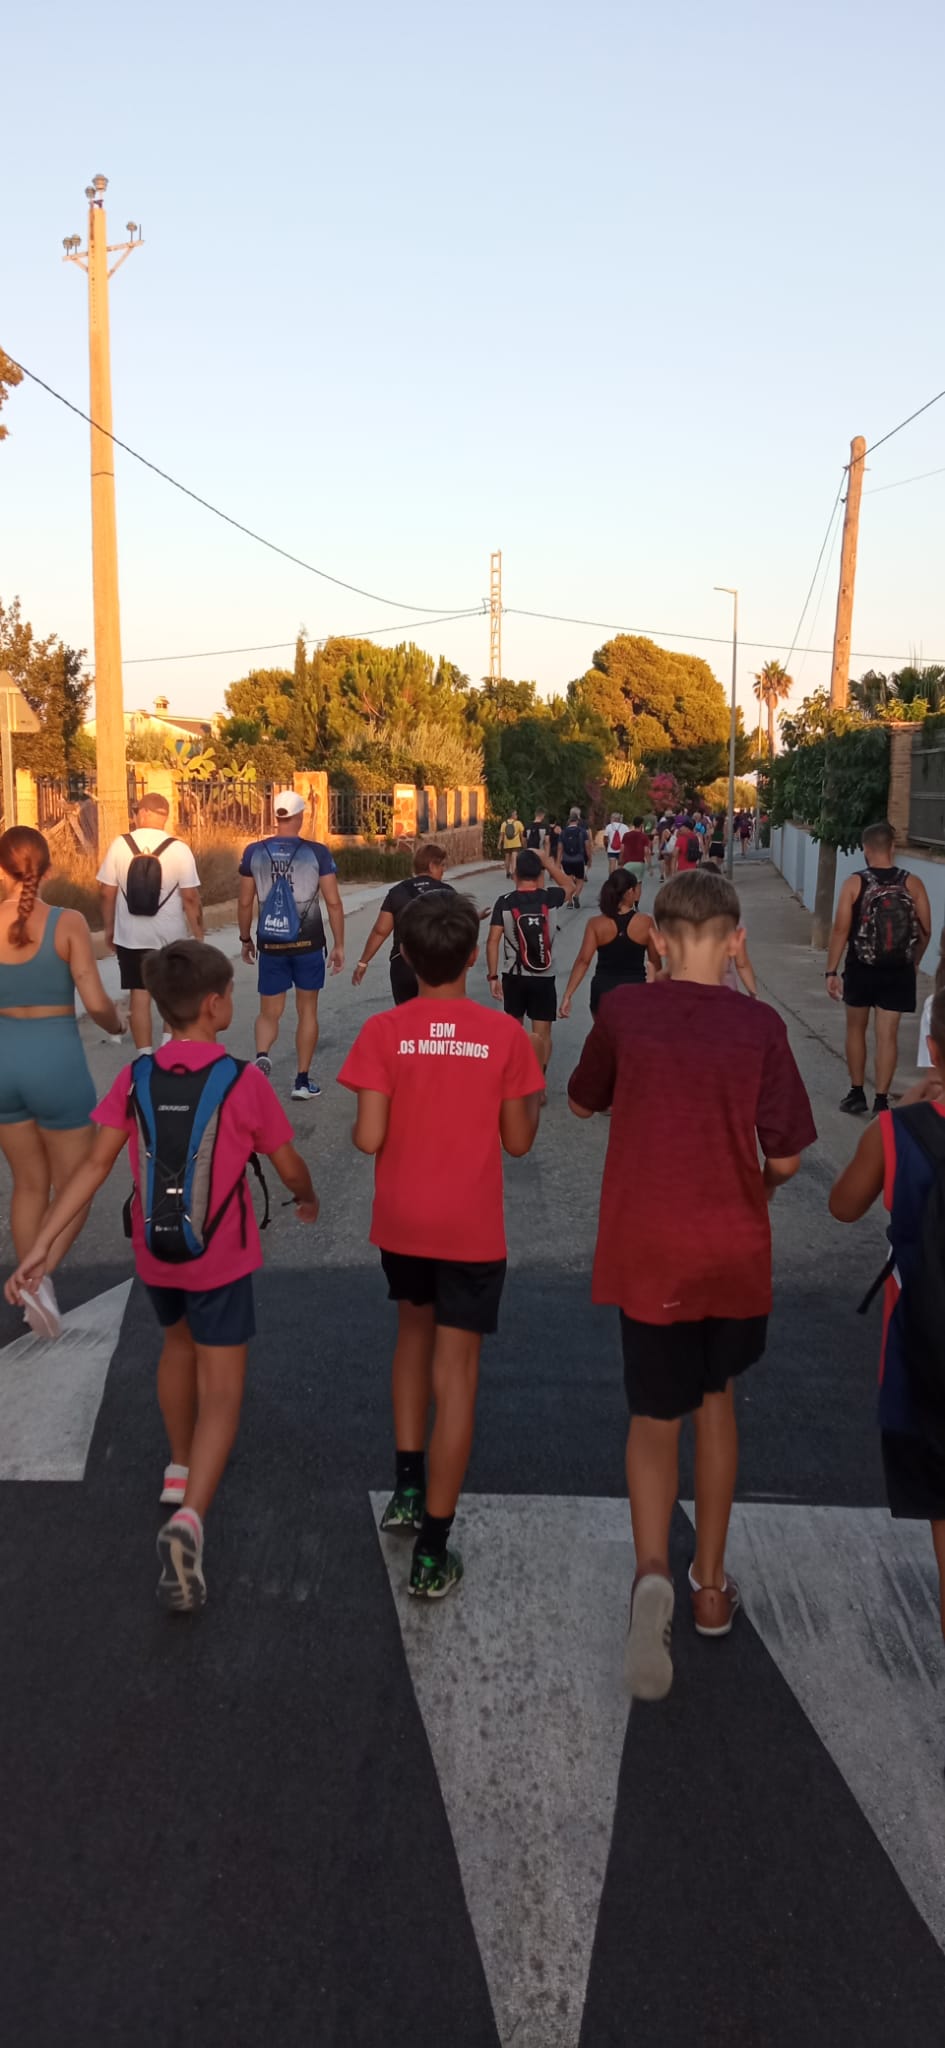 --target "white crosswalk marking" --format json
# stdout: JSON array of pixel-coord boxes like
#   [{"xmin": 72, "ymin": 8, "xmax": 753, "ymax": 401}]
[
  {"xmin": 0, "ymin": 1281, "xmax": 132, "ymax": 1479},
  {"xmin": 374, "ymin": 1492, "xmax": 632, "ymax": 2048}
]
